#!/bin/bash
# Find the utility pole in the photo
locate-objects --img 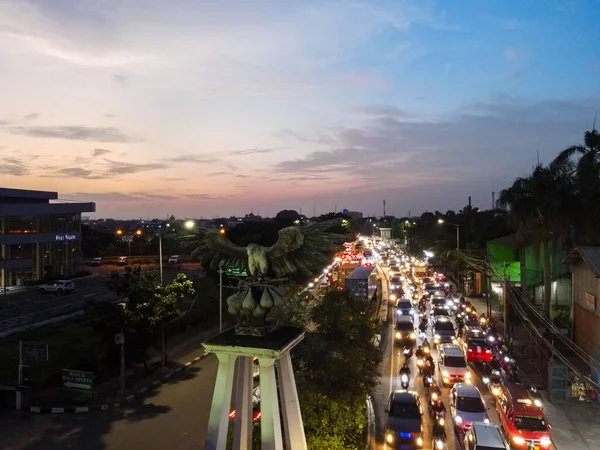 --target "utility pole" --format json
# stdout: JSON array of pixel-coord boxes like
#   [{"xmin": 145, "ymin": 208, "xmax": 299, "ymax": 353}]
[
  {"xmin": 218, "ymin": 268, "xmax": 225, "ymax": 334},
  {"xmin": 492, "ymin": 191, "xmax": 496, "ymax": 210},
  {"xmin": 383, "ymin": 199, "xmax": 386, "ymax": 218},
  {"xmin": 158, "ymin": 232, "xmax": 163, "ymax": 285}
]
